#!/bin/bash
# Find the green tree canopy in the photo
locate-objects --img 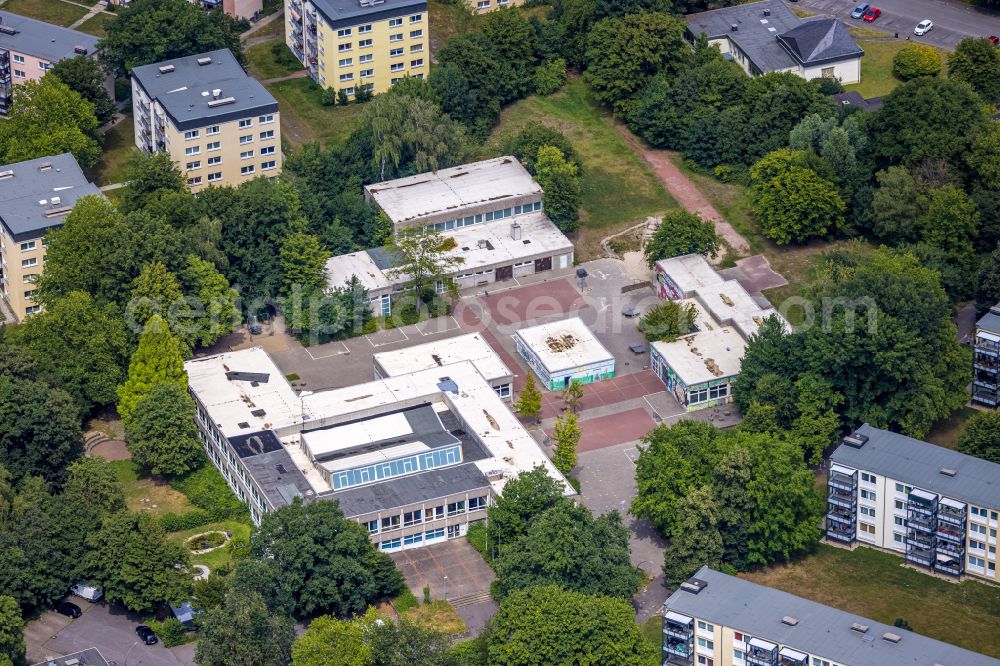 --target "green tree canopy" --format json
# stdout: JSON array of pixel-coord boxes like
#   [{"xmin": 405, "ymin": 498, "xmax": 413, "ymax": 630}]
[
  {"xmin": 644, "ymin": 210, "xmax": 721, "ymax": 267},
  {"xmin": 0, "ymin": 596, "xmax": 24, "ymax": 666},
  {"xmin": 661, "ymin": 485, "xmax": 723, "ymax": 587},
  {"xmin": 485, "ymin": 465, "xmax": 568, "ymax": 553},
  {"xmin": 975, "ymin": 245, "xmax": 1000, "ymax": 316},
  {"xmin": 0, "ymin": 75, "xmax": 99, "ymax": 166},
  {"xmin": 117, "ymin": 315, "xmax": 187, "ymax": 426},
  {"xmin": 195, "ymin": 591, "xmax": 295, "ymax": 666},
  {"xmin": 178, "ymin": 255, "xmax": 240, "ymax": 348},
  {"xmin": 279, "ymin": 231, "xmax": 329, "ymax": 298},
  {"xmin": 892, "ymin": 44, "xmax": 942, "ymax": 80},
  {"xmin": 552, "ymin": 412, "xmax": 581, "ymax": 476},
  {"xmin": 535, "ymin": 145, "xmax": 581, "ymax": 232},
  {"xmin": 956, "ymin": 411, "xmax": 1000, "ymax": 464},
  {"xmin": 948, "ymin": 37, "xmax": 1000, "ymax": 102},
  {"xmin": 49, "ymin": 56, "xmax": 115, "ymax": 123},
  {"xmin": 119, "ymin": 151, "xmax": 188, "ymax": 213},
  {"xmin": 125, "ymin": 382, "xmax": 204, "ymax": 476},
  {"xmin": 291, "ymin": 608, "xmax": 375, "ymax": 666},
  {"xmin": 501, "ymin": 122, "xmax": 581, "ymax": 175},
  {"xmin": 0, "ymin": 375, "xmax": 82, "ymax": 485},
  {"xmin": 513, "ymin": 374, "xmax": 542, "ymax": 422},
  {"xmin": 638, "ymin": 299, "xmax": 697, "ymax": 343},
  {"xmin": 385, "ymin": 229, "xmax": 464, "ymax": 296},
  {"xmin": 750, "ymin": 149, "xmax": 845, "ymax": 244},
  {"xmin": 484, "ymin": 586, "xmax": 655, "ymax": 666}
]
